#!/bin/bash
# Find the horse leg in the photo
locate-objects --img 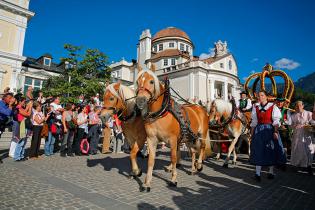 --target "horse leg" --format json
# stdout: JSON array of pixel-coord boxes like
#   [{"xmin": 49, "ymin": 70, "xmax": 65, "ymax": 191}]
[
  {"xmin": 216, "ymin": 142, "xmax": 221, "ymax": 160},
  {"xmin": 195, "ymin": 140, "xmax": 206, "ymax": 172},
  {"xmin": 164, "ymin": 142, "xmax": 182, "ymax": 173},
  {"xmin": 140, "ymin": 137, "xmax": 157, "ymax": 192},
  {"xmin": 223, "ymin": 136, "xmax": 239, "ymax": 168},
  {"xmin": 129, "ymin": 141, "xmax": 142, "ymax": 178},
  {"xmin": 232, "ymin": 148, "xmax": 237, "ymax": 165},
  {"xmin": 169, "ymin": 136, "xmax": 178, "ymax": 187},
  {"xmin": 190, "ymin": 147, "xmax": 197, "ymax": 175}
]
